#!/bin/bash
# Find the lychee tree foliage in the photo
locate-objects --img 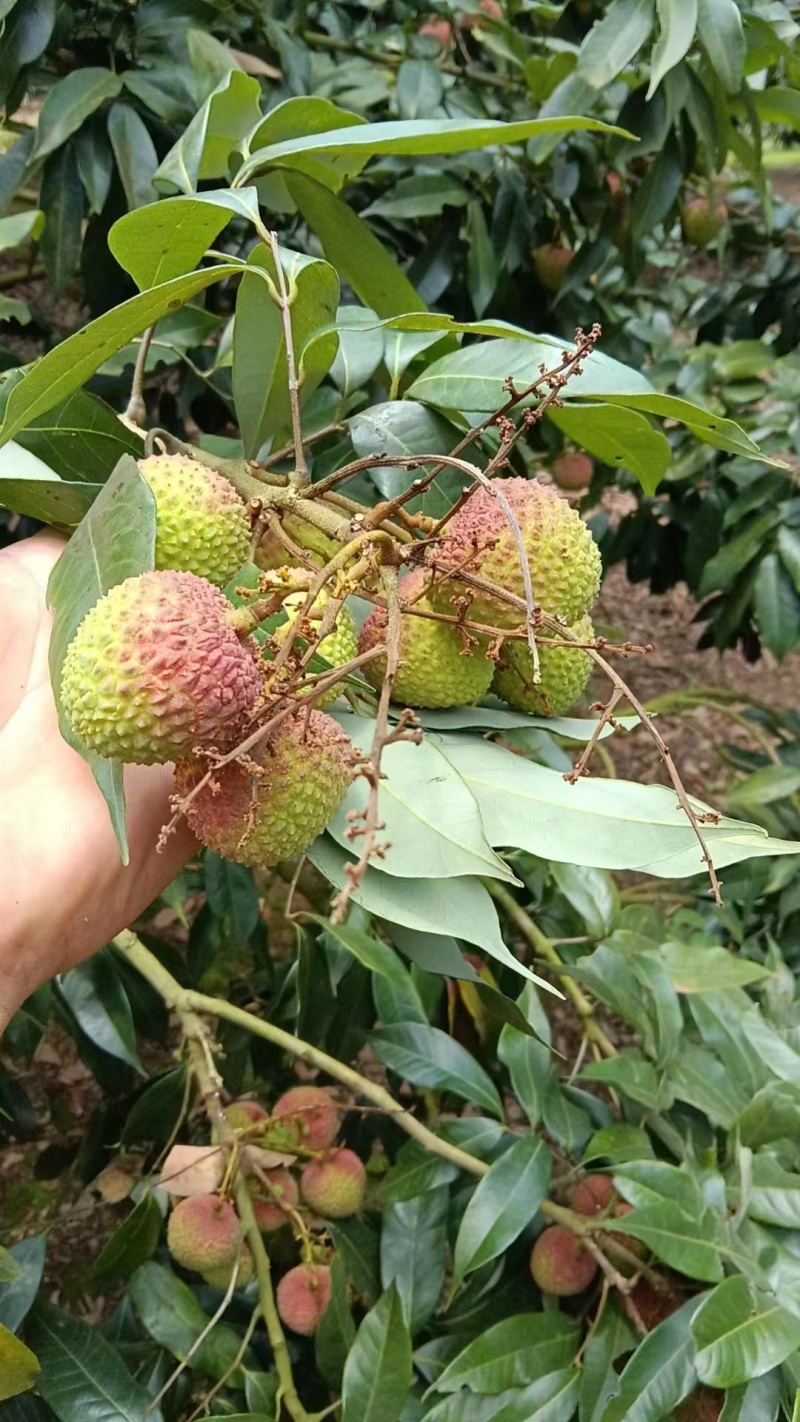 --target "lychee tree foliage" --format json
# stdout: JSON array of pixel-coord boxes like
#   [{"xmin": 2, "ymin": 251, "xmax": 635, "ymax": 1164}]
[{"xmin": 6, "ymin": 111, "xmax": 800, "ymax": 1422}]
